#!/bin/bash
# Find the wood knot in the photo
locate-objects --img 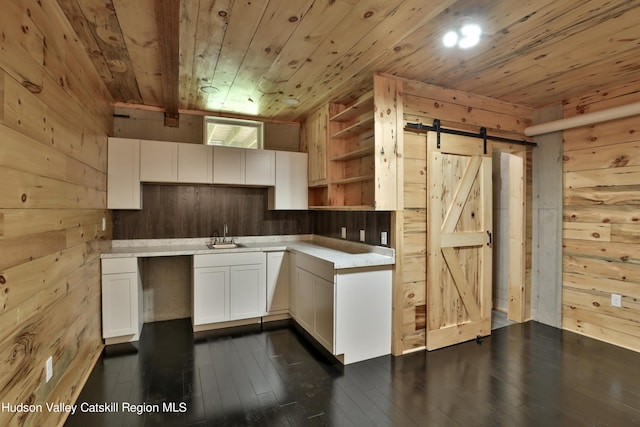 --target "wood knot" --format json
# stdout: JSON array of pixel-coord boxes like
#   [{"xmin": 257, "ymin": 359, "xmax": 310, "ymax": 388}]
[
  {"xmin": 21, "ymin": 194, "xmax": 27, "ymax": 203},
  {"xmin": 0, "ymin": 275, "xmax": 5, "ymax": 285},
  {"xmin": 363, "ymin": 10, "xmax": 374, "ymax": 19},
  {"xmin": 592, "ymin": 232, "xmax": 600, "ymax": 238},
  {"xmin": 612, "ymin": 155, "xmax": 629, "ymax": 167},
  {"xmin": 592, "ymin": 301, "xmax": 600, "ymax": 307},
  {"xmin": 288, "ymin": 16, "xmax": 298, "ymax": 22},
  {"xmin": 218, "ymin": 10, "xmax": 227, "ymax": 17}
]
